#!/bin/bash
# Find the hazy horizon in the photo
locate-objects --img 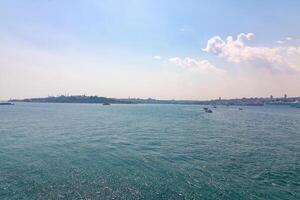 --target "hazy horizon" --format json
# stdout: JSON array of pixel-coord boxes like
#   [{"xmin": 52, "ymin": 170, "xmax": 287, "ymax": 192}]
[
  {"xmin": 1, "ymin": 0, "xmax": 300, "ymax": 100},
  {"xmin": 2, "ymin": 93, "xmax": 299, "ymax": 102}
]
